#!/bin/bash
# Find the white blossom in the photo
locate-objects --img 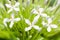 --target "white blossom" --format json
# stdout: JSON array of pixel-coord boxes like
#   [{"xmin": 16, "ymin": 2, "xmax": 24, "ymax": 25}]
[
  {"xmin": 31, "ymin": 7, "xmax": 47, "ymax": 18},
  {"xmin": 25, "ymin": 19, "xmax": 41, "ymax": 31},
  {"xmin": 31, "ymin": 7, "xmax": 47, "ymax": 24},
  {"xmin": 5, "ymin": 2, "xmax": 20, "ymax": 13},
  {"xmin": 3, "ymin": 14, "xmax": 20, "ymax": 28},
  {"xmin": 42, "ymin": 17, "xmax": 57, "ymax": 32}
]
